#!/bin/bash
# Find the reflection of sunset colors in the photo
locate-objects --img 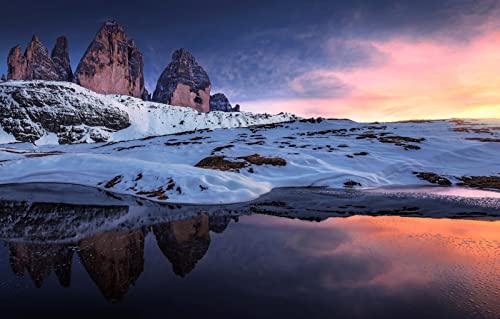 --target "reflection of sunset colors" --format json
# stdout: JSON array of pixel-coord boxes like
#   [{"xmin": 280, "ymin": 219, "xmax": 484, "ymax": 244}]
[
  {"xmin": 246, "ymin": 31, "xmax": 500, "ymax": 121},
  {"xmin": 256, "ymin": 215, "xmax": 500, "ymax": 317}
]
